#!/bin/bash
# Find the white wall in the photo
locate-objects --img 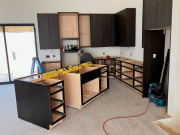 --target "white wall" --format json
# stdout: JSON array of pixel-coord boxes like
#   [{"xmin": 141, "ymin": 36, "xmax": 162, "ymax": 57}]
[
  {"xmin": 159, "ymin": 0, "xmax": 180, "ymax": 132},
  {"xmin": 0, "ymin": 0, "xmax": 121, "ymax": 62},
  {"xmin": 118, "ymin": 0, "xmax": 144, "ymax": 61}
]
